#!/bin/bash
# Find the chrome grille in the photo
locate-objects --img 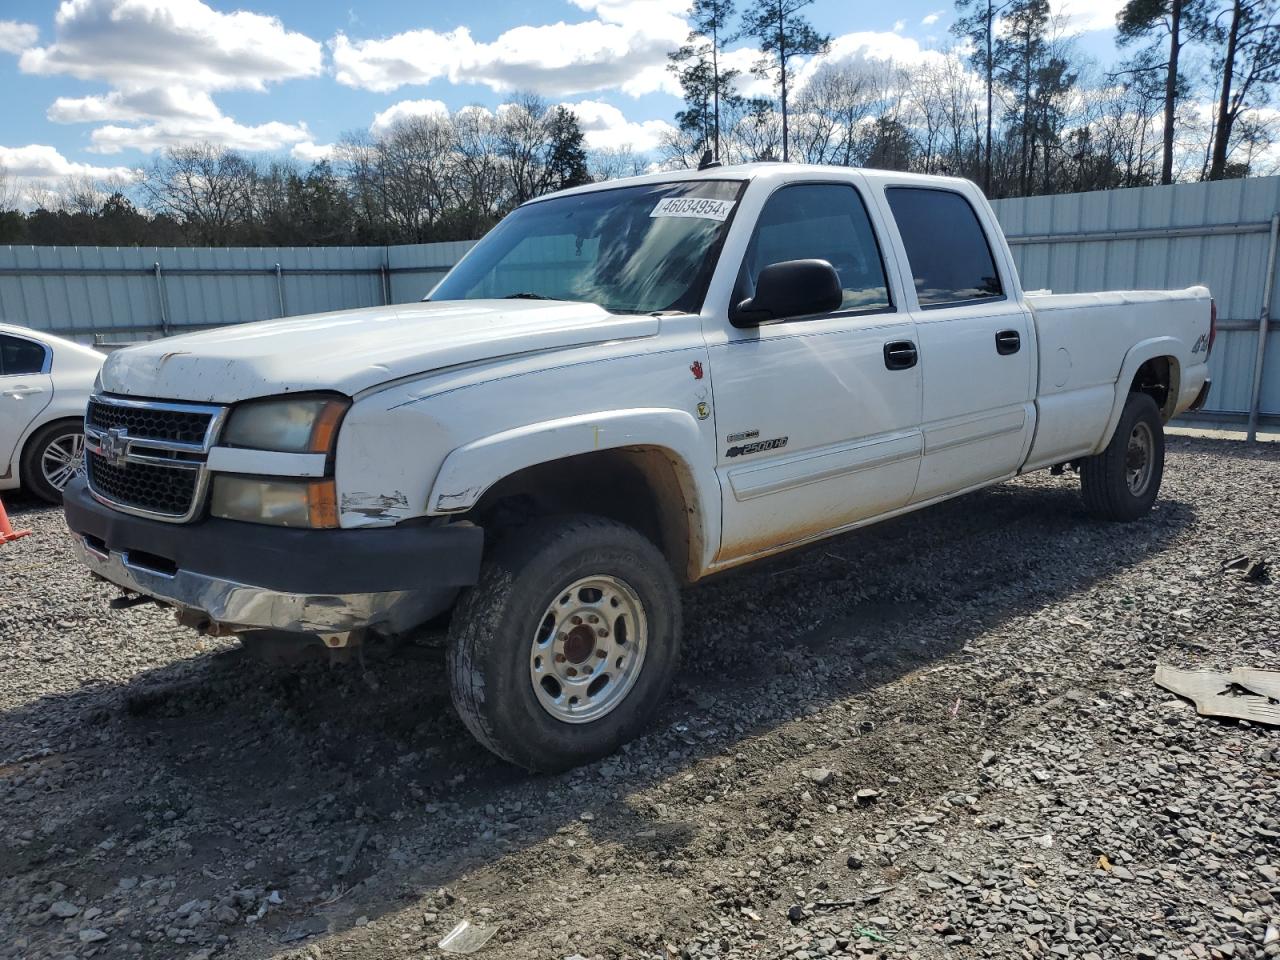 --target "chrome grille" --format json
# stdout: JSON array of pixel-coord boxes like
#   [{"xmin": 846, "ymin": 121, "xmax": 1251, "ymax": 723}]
[
  {"xmin": 87, "ymin": 397, "xmax": 213, "ymax": 445},
  {"xmin": 86, "ymin": 455, "xmax": 200, "ymax": 517},
  {"xmin": 84, "ymin": 395, "xmax": 227, "ymax": 523}
]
